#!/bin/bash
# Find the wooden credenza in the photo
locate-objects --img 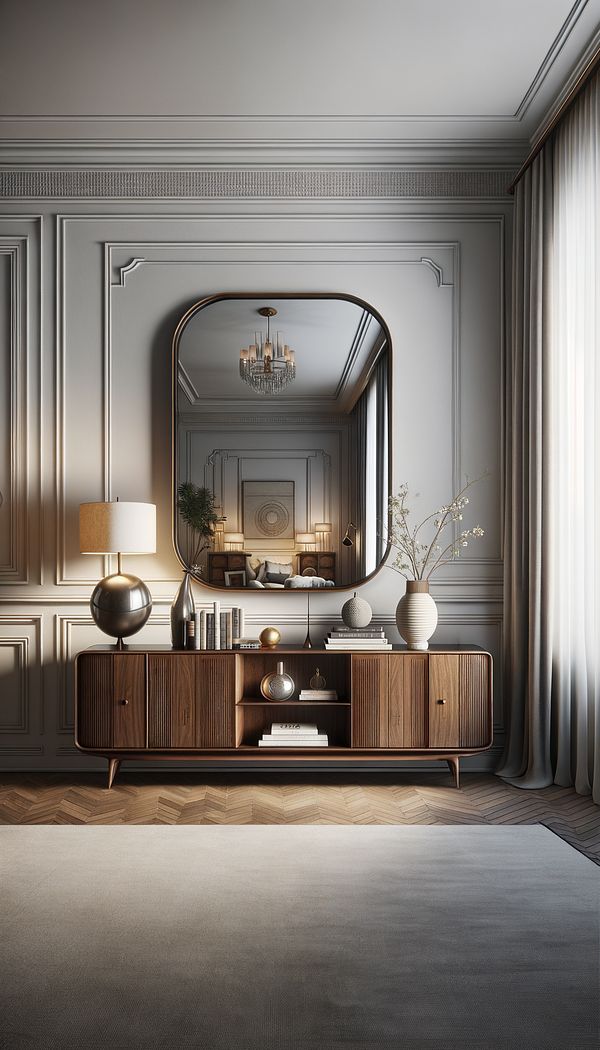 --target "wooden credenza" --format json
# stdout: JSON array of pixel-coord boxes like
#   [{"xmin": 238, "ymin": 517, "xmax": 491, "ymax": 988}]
[{"xmin": 75, "ymin": 645, "xmax": 492, "ymax": 788}]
